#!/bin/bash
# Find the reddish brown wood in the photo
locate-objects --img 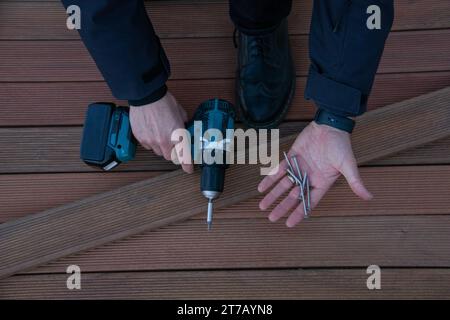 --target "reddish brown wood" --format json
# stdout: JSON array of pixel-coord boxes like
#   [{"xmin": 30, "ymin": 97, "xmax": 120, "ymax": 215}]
[
  {"xmin": 1, "ymin": 71, "xmax": 449, "ymax": 126},
  {"xmin": 1, "ymin": 166, "xmax": 449, "ymax": 224},
  {"xmin": 1, "ymin": 30, "xmax": 449, "ymax": 82},
  {"xmin": 1, "ymin": 1, "xmax": 449, "ymax": 40},
  {"xmin": 25, "ymin": 214, "xmax": 450, "ymax": 274},
  {"xmin": 2, "ymin": 121, "xmax": 450, "ymax": 175},
  {"xmin": 0, "ymin": 87, "xmax": 449, "ymax": 280},
  {"xmin": 2, "ymin": 269, "xmax": 450, "ymax": 299},
  {"xmin": 1, "ymin": 0, "xmax": 450, "ymax": 299},
  {"xmin": 0, "ymin": 172, "xmax": 163, "ymax": 223}
]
